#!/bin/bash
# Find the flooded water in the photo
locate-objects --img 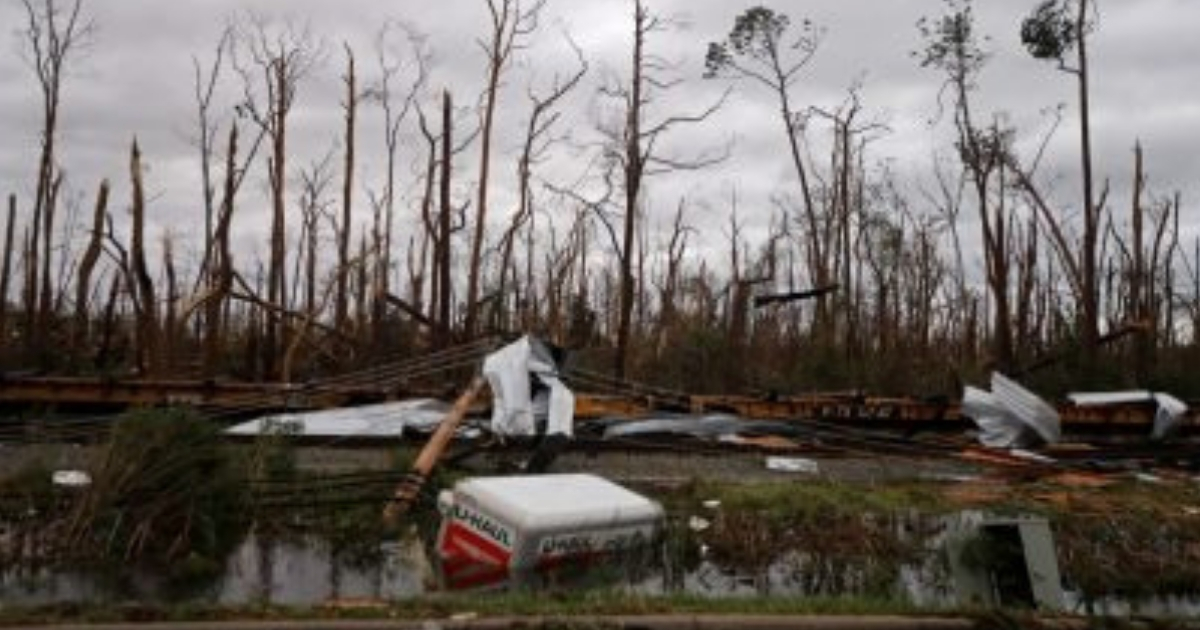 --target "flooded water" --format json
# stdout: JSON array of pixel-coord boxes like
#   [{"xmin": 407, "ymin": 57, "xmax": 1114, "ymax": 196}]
[
  {"xmin": 2, "ymin": 526, "xmax": 936, "ymax": 605},
  {"xmin": 1, "ymin": 533, "xmax": 431, "ymax": 606},
  {"xmin": 4, "ymin": 510, "xmax": 1200, "ymax": 620}
]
